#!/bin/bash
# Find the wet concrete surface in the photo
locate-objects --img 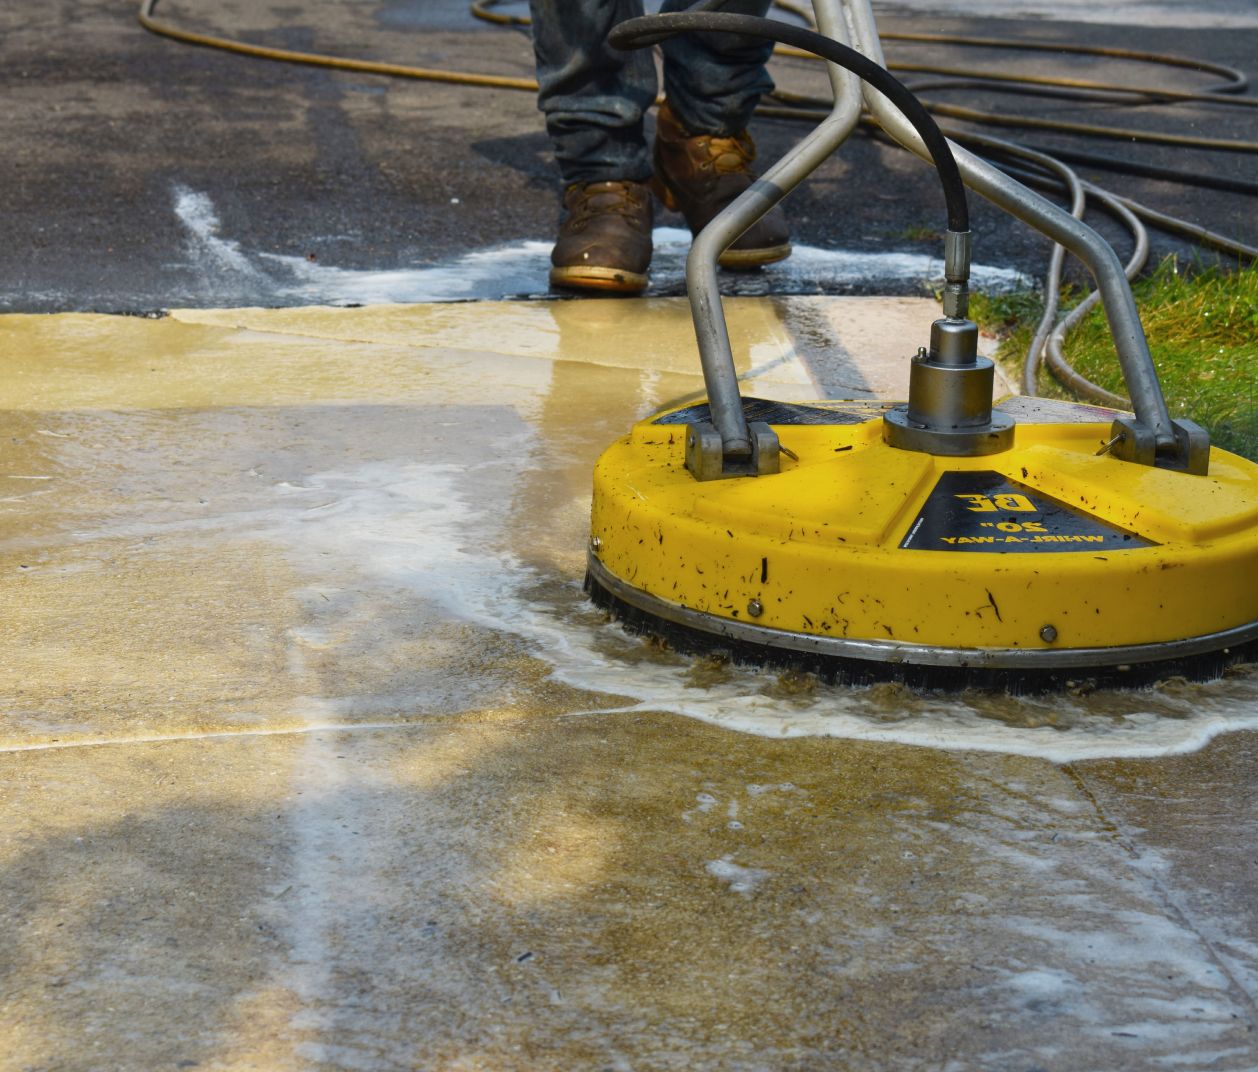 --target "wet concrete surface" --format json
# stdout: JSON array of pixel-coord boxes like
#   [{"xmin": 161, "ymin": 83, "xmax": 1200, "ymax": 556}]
[
  {"xmin": 4, "ymin": 2, "xmax": 1258, "ymax": 1067},
  {"xmin": 3, "ymin": 1, "xmax": 1256, "ymax": 311},
  {"xmin": 2, "ymin": 301, "xmax": 1257, "ymax": 1069}
]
